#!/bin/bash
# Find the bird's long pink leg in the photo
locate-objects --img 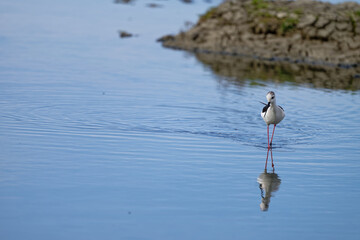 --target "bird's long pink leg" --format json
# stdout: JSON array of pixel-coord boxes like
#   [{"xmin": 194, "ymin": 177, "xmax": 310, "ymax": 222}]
[
  {"xmin": 267, "ymin": 125, "xmax": 270, "ymax": 149},
  {"xmin": 270, "ymin": 124, "xmax": 276, "ymax": 147}
]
